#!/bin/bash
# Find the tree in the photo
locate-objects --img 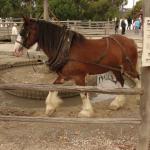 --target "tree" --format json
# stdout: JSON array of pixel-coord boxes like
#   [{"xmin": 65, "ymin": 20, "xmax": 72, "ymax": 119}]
[
  {"xmin": 48, "ymin": 0, "xmax": 127, "ymax": 20},
  {"xmin": 0, "ymin": 0, "xmax": 128, "ymax": 20},
  {"xmin": 132, "ymin": 0, "xmax": 143, "ymax": 19},
  {"xmin": 44, "ymin": 0, "xmax": 49, "ymax": 20},
  {"xmin": 127, "ymin": 0, "xmax": 142, "ymax": 20}
]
